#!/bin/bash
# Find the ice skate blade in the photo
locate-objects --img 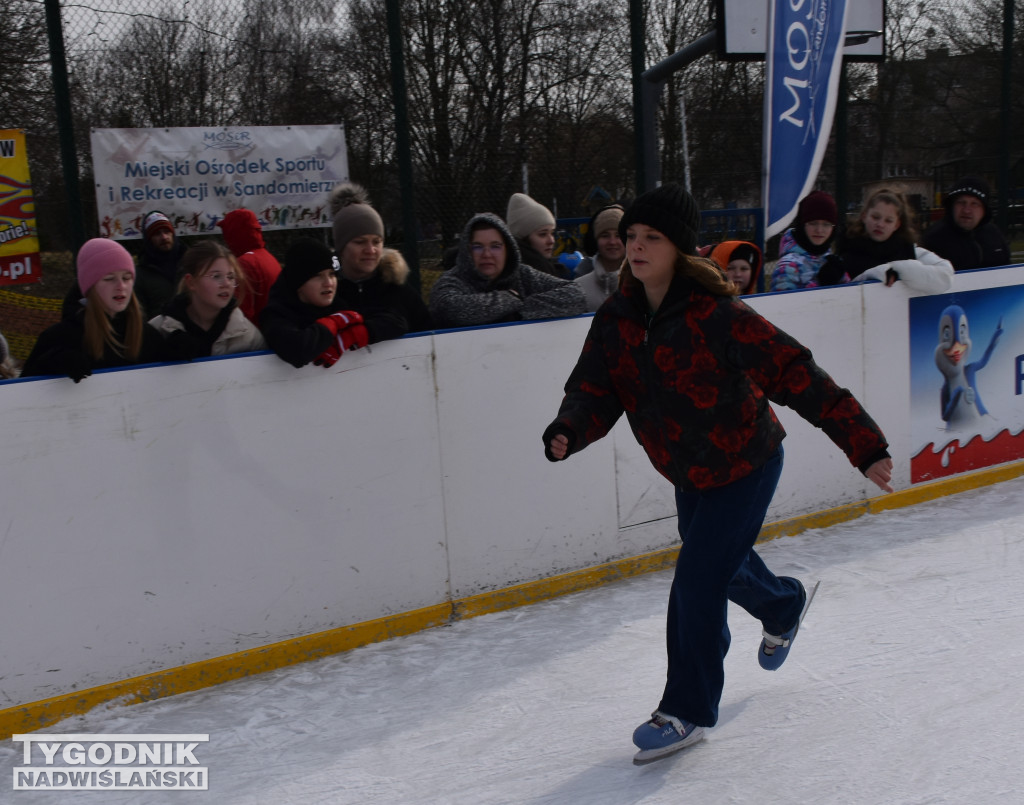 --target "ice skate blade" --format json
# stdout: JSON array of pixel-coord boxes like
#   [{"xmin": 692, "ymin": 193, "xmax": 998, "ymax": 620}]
[
  {"xmin": 632, "ymin": 727, "xmax": 705, "ymax": 765},
  {"xmin": 759, "ymin": 579, "xmax": 821, "ymax": 671}
]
